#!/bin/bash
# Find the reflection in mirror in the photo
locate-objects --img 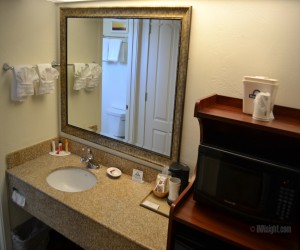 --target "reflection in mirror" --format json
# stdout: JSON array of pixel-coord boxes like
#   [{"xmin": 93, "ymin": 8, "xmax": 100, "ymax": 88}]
[
  {"xmin": 61, "ymin": 7, "xmax": 191, "ymax": 167},
  {"xmin": 68, "ymin": 17, "xmax": 181, "ymax": 157}
]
